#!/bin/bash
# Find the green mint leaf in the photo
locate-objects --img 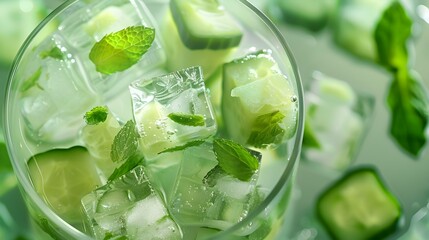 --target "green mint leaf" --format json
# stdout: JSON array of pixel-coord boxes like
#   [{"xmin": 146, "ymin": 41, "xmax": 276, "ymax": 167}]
[
  {"xmin": 213, "ymin": 138, "xmax": 260, "ymax": 182},
  {"xmin": 89, "ymin": 26, "xmax": 155, "ymax": 74},
  {"xmin": 40, "ymin": 46, "xmax": 65, "ymax": 60},
  {"xmin": 0, "ymin": 142, "xmax": 12, "ymax": 171},
  {"xmin": 374, "ymin": 1, "xmax": 412, "ymax": 70},
  {"xmin": 302, "ymin": 104, "xmax": 321, "ymax": 149},
  {"xmin": 107, "ymin": 153, "xmax": 144, "ymax": 182},
  {"xmin": 203, "ymin": 165, "xmax": 225, "ymax": 187},
  {"xmin": 303, "ymin": 120, "xmax": 321, "ymax": 149},
  {"xmin": 387, "ymin": 71, "xmax": 428, "ymax": 157},
  {"xmin": 158, "ymin": 140, "xmax": 206, "ymax": 154},
  {"xmin": 84, "ymin": 106, "xmax": 108, "ymax": 125},
  {"xmin": 20, "ymin": 67, "xmax": 42, "ymax": 92},
  {"xmin": 168, "ymin": 112, "xmax": 205, "ymax": 126},
  {"xmin": 247, "ymin": 111, "xmax": 286, "ymax": 148},
  {"xmin": 110, "ymin": 120, "xmax": 140, "ymax": 163}
]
